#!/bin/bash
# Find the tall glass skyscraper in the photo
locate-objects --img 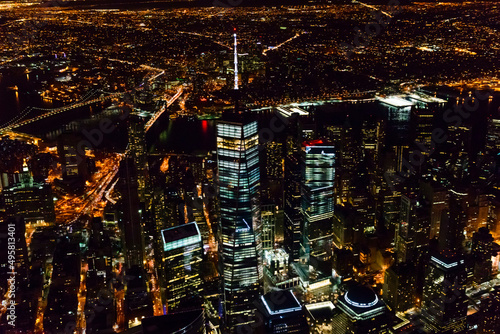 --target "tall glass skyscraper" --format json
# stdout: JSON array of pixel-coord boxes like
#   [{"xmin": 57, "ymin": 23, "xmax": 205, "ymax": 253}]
[
  {"xmin": 300, "ymin": 139, "xmax": 335, "ymax": 277},
  {"xmin": 422, "ymin": 253, "xmax": 467, "ymax": 333},
  {"xmin": 284, "ymin": 150, "xmax": 302, "ymax": 264},
  {"xmin": 161, "ymin": 222, "xmax": 203, "ymax": 313},
  {"xmin": 216, "ymin": 116, "xmax": 261, "ymax": 333},
  {"xmin": 127, "ymin": 114, "xmax": 148, "ymax": 202}
]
